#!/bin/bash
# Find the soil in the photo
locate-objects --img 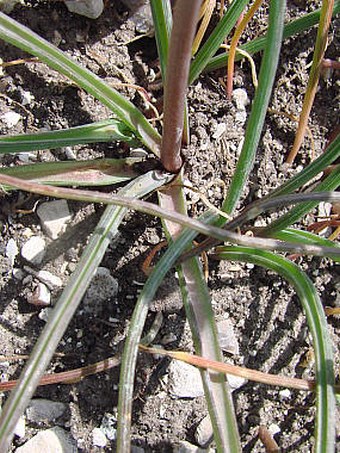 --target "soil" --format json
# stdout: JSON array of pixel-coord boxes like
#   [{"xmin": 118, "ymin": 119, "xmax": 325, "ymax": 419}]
[{"xmin": 0, "ymin": 1, "xmax": 339, "ymax": 452}]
